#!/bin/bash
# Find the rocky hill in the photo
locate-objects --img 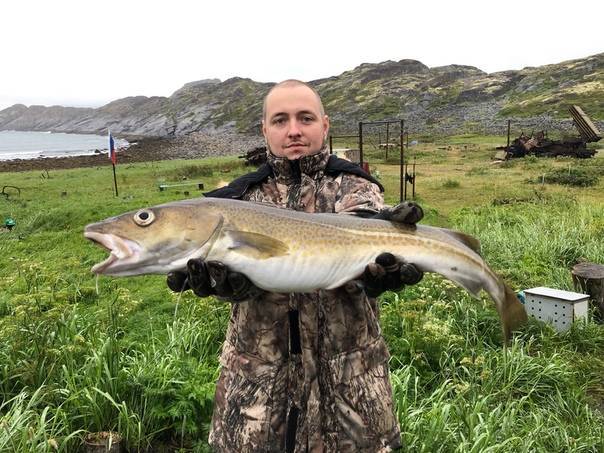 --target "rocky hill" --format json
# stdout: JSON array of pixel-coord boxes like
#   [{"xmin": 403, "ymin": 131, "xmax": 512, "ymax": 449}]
[{"xmin": 1, "ymin": 53, "xmax": 602, "ymax": 138}]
